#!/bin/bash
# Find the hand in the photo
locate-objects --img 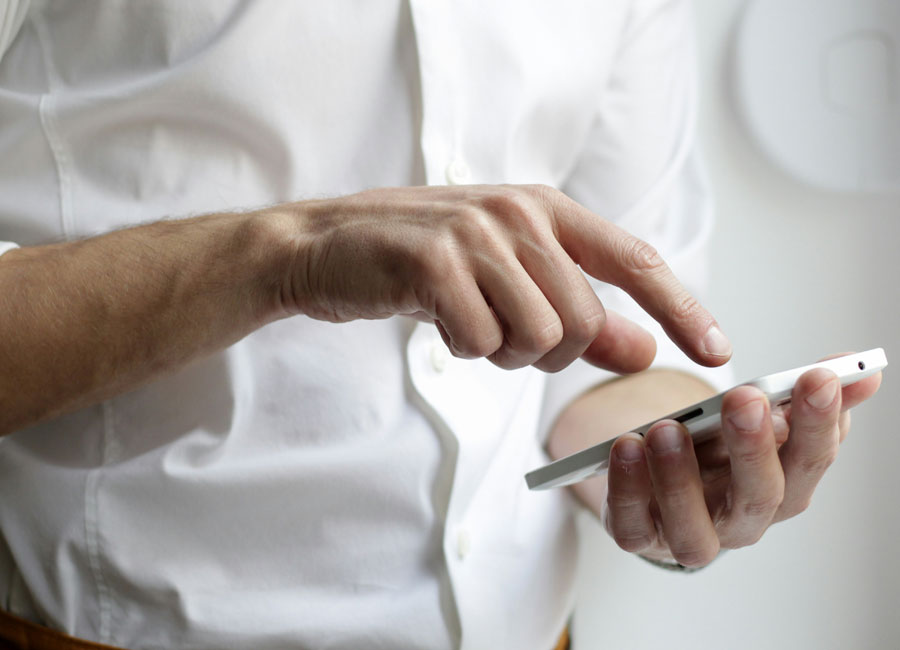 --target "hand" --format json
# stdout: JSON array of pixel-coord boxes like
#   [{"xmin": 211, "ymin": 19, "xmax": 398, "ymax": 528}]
[
  {"xmin": 281, "ymin": 184, "xmax": 731, "ymax": 373},
  {"xmin": 602, "ymin": 360, "xmax": 882, "ymax": 567}
]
